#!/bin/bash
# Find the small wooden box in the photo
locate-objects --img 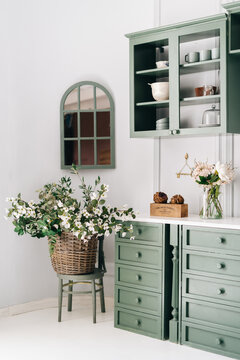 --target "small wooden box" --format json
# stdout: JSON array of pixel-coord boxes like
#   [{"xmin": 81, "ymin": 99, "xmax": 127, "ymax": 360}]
[{"xmin": 150, "ymin": 203, "xmax": 188, "ymax": 218}]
